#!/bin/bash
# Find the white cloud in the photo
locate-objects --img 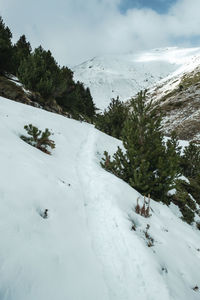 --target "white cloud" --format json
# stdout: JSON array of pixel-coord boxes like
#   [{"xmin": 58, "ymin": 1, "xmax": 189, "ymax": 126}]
[
  {"xmin": 0, "ymin": 0, "xmax": 200, "ymax": 66},
  {"xmin": 168, "ymin": 0, "xmax": 200, "ymax": 36}
]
